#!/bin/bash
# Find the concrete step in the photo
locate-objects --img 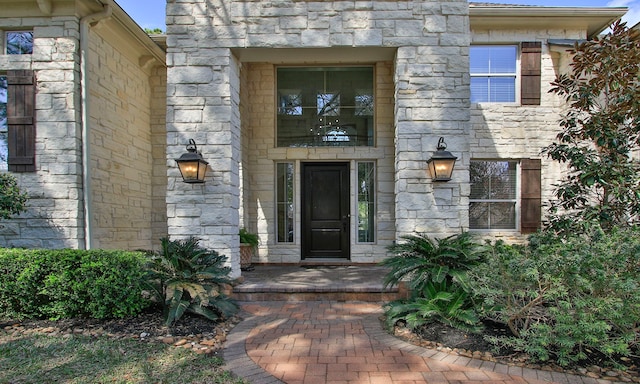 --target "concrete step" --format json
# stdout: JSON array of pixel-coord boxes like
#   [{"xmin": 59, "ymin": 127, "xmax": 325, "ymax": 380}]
[{"xmin": 230, "ymin": 264, "xmax": 408, "ymax": 302}]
